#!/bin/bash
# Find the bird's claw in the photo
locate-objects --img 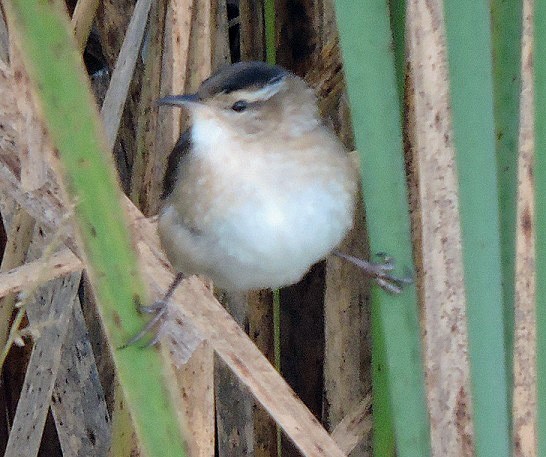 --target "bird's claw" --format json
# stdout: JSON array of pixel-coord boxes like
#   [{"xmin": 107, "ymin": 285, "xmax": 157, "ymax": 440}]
[
  {"xmin": 374, "ymin": 252, "xmax": 395, "ymax": 270},
  {"xmin": 119, "ymin": 301, "xmax": 167, "ymax": 349},
  {"xmin": 139, "ymin": 300, "xmax": 168, "ymax": 314},
  {"xmin": 333, "ymin": 250, "xmax": 413, "ymax": 294},
  {"xmin": 374, "ymin": 269, "xmax": 413, "ymax": 294},
  {"xmin": 120, "ymin": 273, "xmax": 185, "ymax": 349}
]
